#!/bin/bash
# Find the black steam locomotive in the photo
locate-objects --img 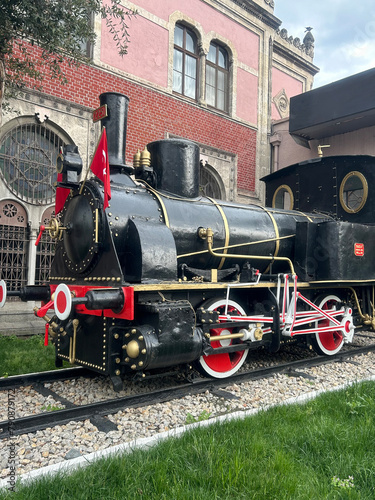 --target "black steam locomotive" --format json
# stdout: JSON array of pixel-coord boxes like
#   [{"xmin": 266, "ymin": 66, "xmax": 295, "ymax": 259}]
[{"xmin": 1, "ymin": 92, "xmax": 374, "ymax": 390}]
